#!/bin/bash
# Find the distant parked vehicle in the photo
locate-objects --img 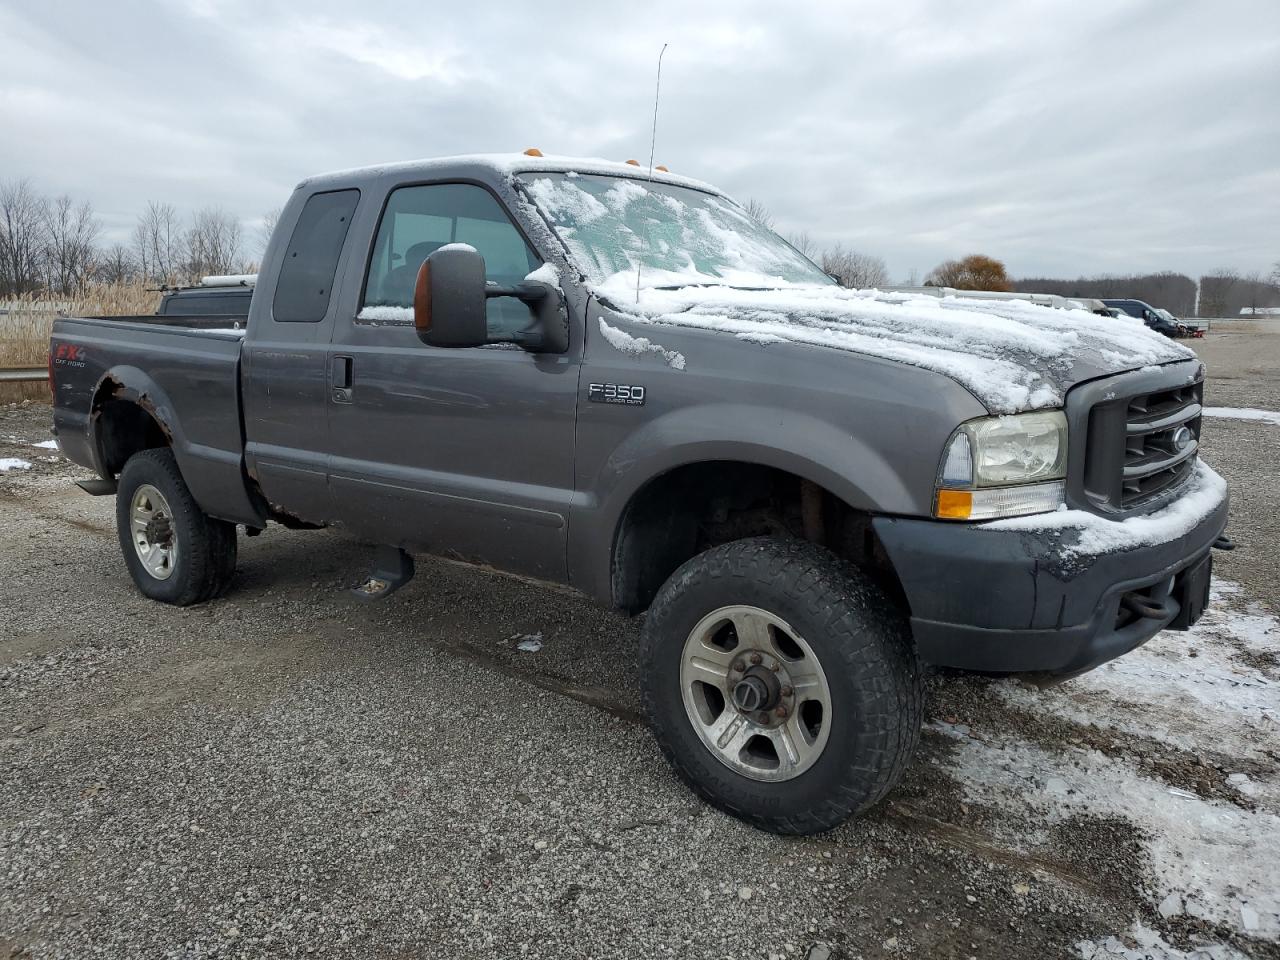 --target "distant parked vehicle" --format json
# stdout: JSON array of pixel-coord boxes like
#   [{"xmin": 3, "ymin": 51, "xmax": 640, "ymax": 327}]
[
  {"xmin": 156, "ymin": 275, "xmax": 255, "ymax": 320},
  {"xmin": 1101, "ymin": 299, "xmax": 1185, "ymax": 338}
]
